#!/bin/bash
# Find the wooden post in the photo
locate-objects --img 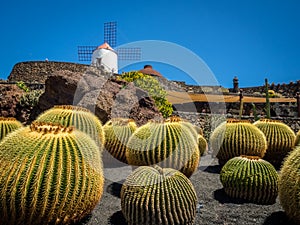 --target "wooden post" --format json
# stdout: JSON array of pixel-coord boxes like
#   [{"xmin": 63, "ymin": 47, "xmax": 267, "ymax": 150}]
[{"xmin": 239, "ymin": 89, "xmax": 244, "ymax": 119}]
